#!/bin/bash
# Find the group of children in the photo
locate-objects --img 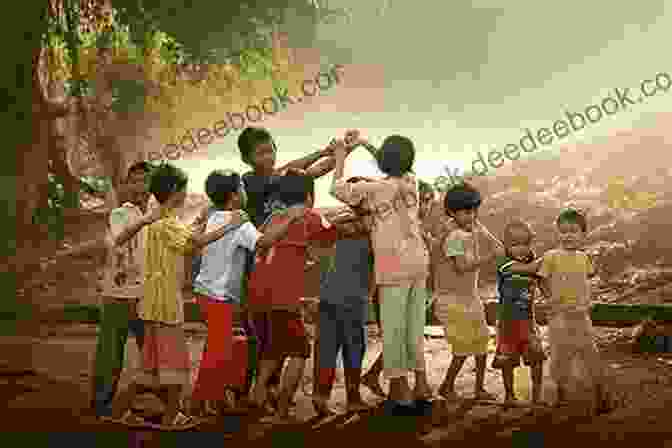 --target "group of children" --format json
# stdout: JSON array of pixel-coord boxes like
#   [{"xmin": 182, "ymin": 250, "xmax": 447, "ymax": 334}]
[{"xmin": 53, "ymin": 125, "xmax": 611, "ymax": 430}]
